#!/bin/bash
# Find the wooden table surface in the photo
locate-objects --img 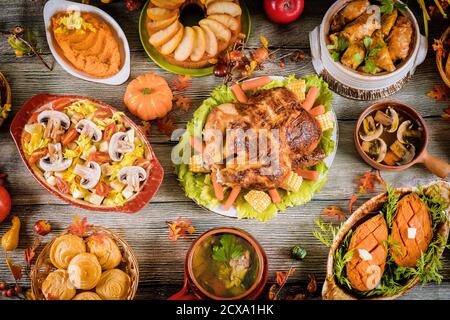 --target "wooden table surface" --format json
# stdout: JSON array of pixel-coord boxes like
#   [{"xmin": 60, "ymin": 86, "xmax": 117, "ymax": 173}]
[{"xmin": 0, "ymin": 0, "xmax": 449, "ymax": 300}]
